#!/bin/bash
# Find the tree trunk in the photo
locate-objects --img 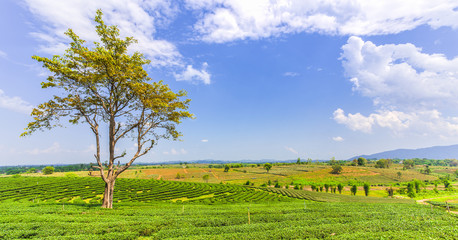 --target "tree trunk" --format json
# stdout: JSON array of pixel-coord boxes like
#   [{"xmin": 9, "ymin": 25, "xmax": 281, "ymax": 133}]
[{"xmin": 101, "ymin": 179, "xmax": 116, "ymax": 208}]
